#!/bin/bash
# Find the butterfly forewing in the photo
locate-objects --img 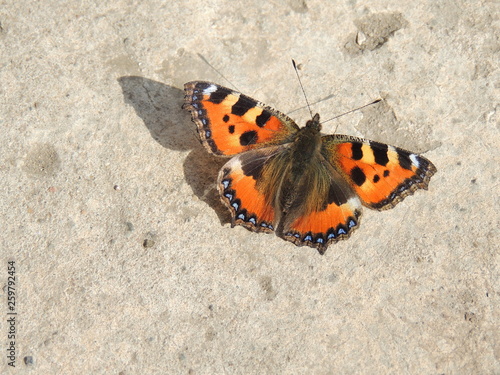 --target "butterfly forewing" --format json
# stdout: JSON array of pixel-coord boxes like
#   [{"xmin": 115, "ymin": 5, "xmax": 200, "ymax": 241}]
[
  {"xmin": 322, "ymin": 135, "xmax": 437, "ymax": 210},
  {"xmin": 183, "ymin": 81, "xmax": 299, "ymax": 156}
]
